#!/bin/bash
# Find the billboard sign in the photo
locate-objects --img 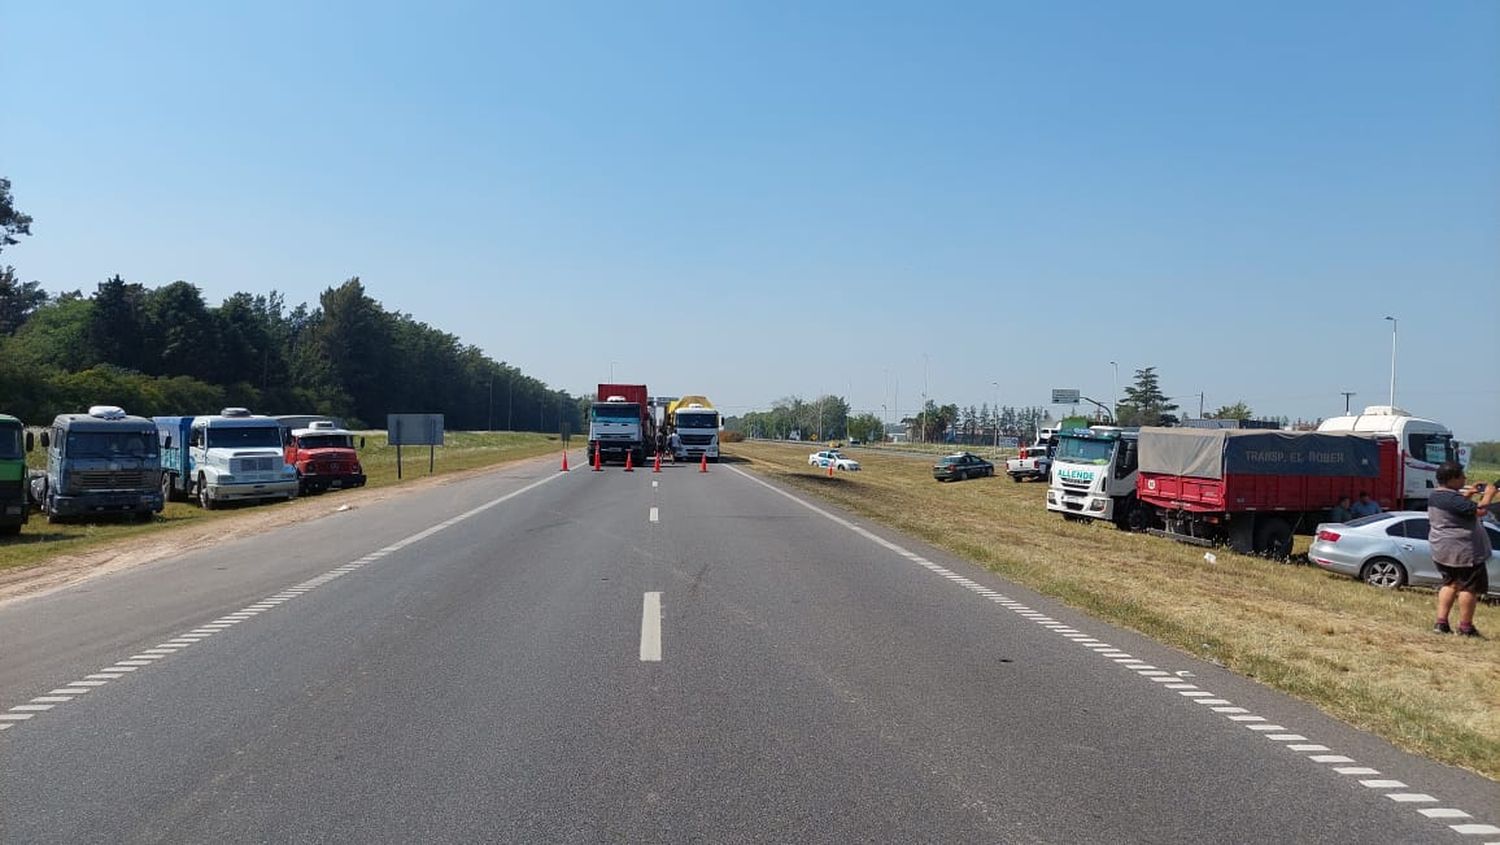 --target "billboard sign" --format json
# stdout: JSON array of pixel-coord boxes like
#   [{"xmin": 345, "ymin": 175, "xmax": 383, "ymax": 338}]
[
  {"xmin": 1051, "ymin": 389, "xmax": 1080, "ymax": 404},
  {"xmin": 387, "ymin": 413, "xmax": 445, "ymax": 446}
]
